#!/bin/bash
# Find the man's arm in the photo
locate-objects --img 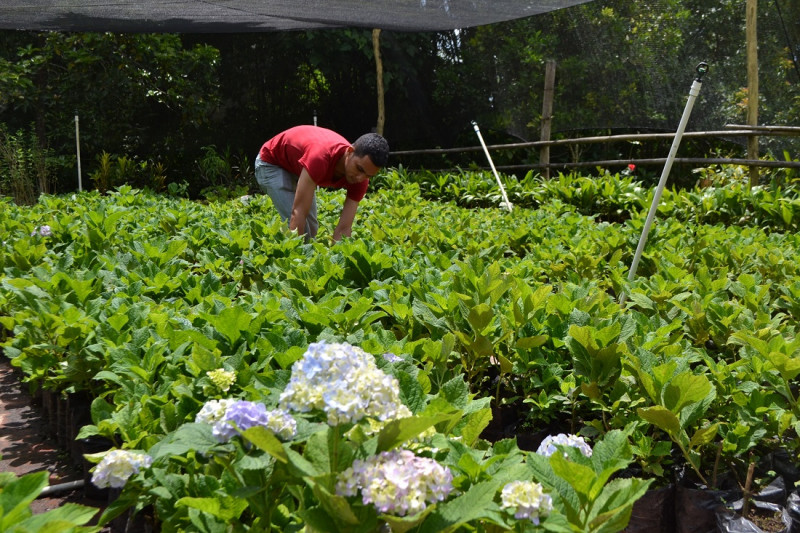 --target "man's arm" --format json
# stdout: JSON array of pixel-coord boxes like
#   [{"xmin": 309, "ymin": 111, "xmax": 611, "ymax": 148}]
[
  {"xmin": 289, "ymin": 169, "xmax": 316, "ymax": 237},
  {"xmin": 333, "ymin": 197, "xmax": 360, "ymax": 241}
]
